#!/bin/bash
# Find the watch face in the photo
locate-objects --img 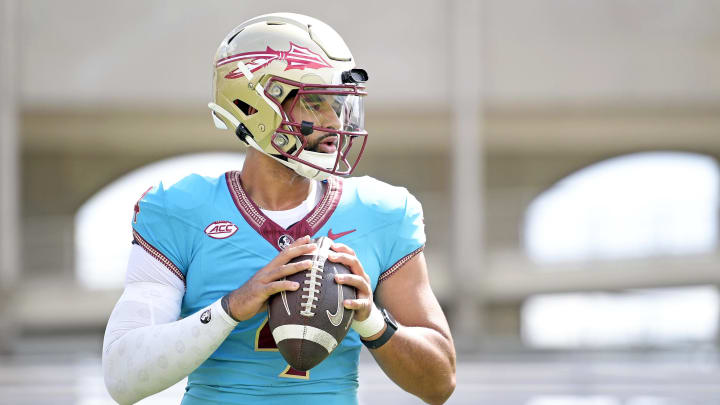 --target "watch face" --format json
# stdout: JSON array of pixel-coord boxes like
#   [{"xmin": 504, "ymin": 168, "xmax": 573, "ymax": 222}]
[
  {"xmin": 382, "ymin": 308, "xmax": 399, "ymax": 329},
  {"xmin": 362, "ymin": 308, "xmax": 398, "ymax": 350}
]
